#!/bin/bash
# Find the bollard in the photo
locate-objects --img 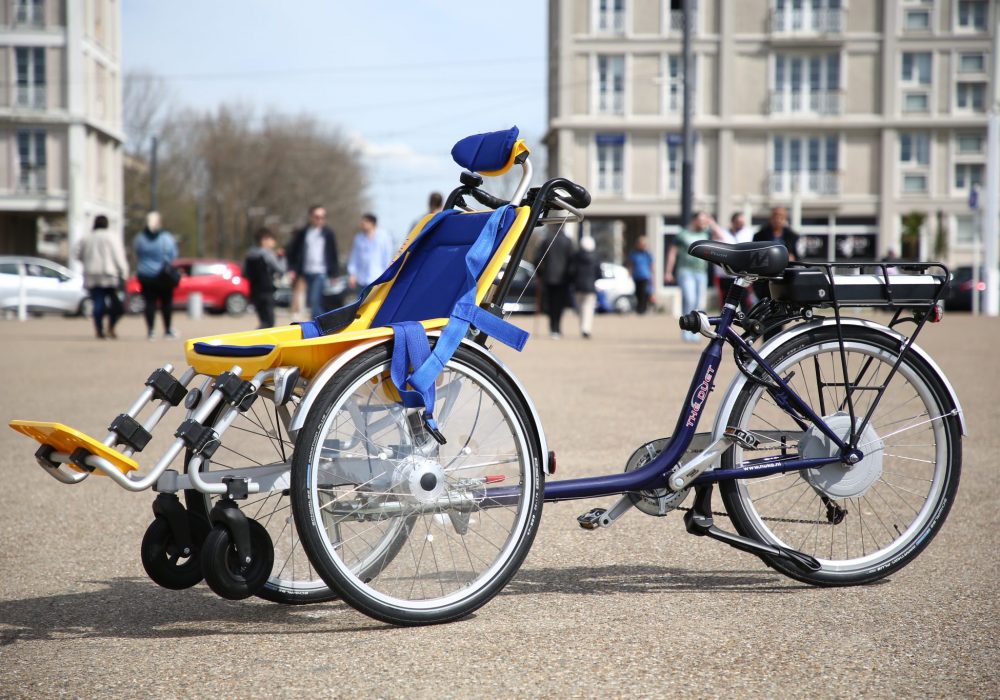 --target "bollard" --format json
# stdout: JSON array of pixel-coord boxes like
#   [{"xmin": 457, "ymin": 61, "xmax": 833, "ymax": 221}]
[
  {"xmin": 17, "ymin": 264, "xmax": 28, "ymax": 321},
  {"xmin": 187, "ymin": 291, "xmax": 204, "ymax": 320}
]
